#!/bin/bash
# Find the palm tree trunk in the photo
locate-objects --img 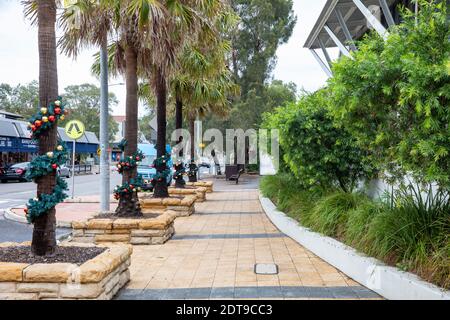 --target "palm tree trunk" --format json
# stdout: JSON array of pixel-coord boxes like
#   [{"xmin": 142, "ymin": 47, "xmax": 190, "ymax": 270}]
[
  {"xmin": 175, "ymin": 96, "xmax": 184, "ymax": 158},
  {"xmin": 115, "ymin": 45, "xmax": 142, "ymax": 216},
  {"xmin": 32, "ymin": 0, "xmax": 58, "ymax": 256},
  {"xmin": 188, "ymin": 113, "xmax": 197, "ymax": 183},
  {"xmin": 153, "ymin": 69, "xmax": 169, "ymax": 198}
]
